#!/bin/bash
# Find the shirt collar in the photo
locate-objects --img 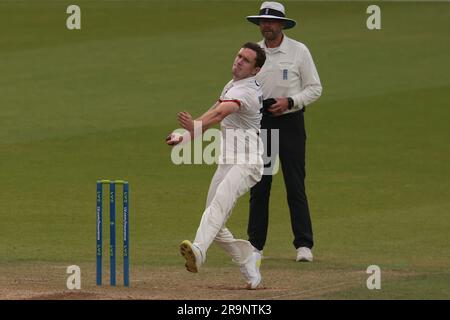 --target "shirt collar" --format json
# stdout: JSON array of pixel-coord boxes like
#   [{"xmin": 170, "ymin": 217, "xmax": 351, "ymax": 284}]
[
  {"xmin": 260, "ymin": 34, "xmax": 289, "ymax": 54},
  {"xmin": 232, "ymin": 76, "xmax": 256, "ymax": 86}
]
